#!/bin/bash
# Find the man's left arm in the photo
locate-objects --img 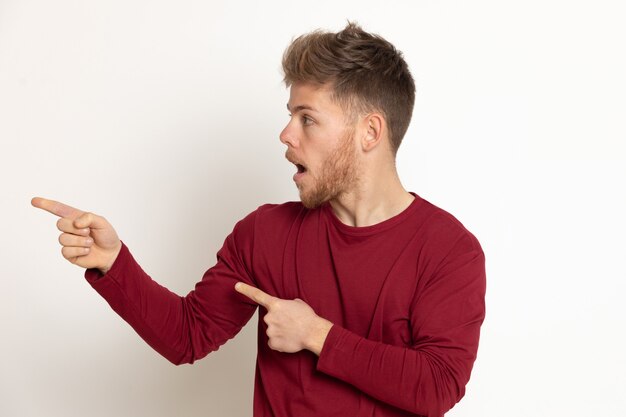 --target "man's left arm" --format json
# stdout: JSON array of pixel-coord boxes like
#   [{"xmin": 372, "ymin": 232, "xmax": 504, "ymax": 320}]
[{"xmin": 235, "ymin": 246, "xmax": 486, "ymax": 416}]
